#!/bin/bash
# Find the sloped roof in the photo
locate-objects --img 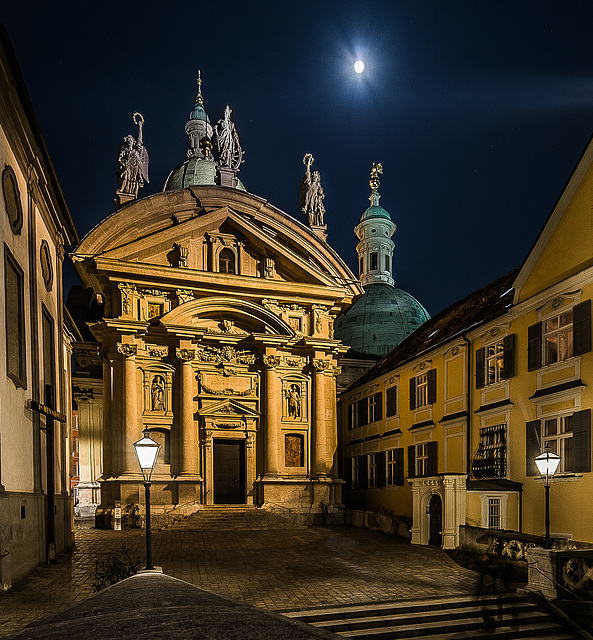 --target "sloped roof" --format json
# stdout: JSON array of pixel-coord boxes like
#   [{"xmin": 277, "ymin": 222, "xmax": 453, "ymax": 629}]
[{"xmin": 348, "ymin": 267, "xmax": 520, "ymax": 390}]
